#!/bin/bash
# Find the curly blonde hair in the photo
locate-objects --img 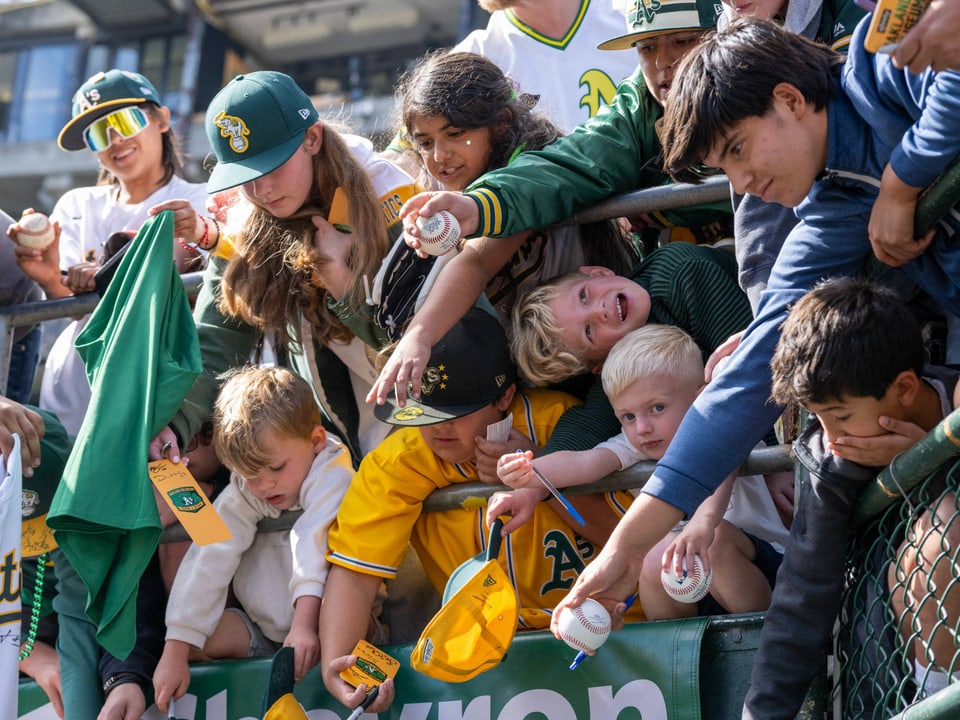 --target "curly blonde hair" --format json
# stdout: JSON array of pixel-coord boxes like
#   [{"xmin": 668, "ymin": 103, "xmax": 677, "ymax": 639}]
[
  {"xmin": 218, "ymin": 122, "xmax": 389, "ymax": 348},
  {"xmin": 510, "ymin": 273, "xmax": 589, "ymax": 386}
]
